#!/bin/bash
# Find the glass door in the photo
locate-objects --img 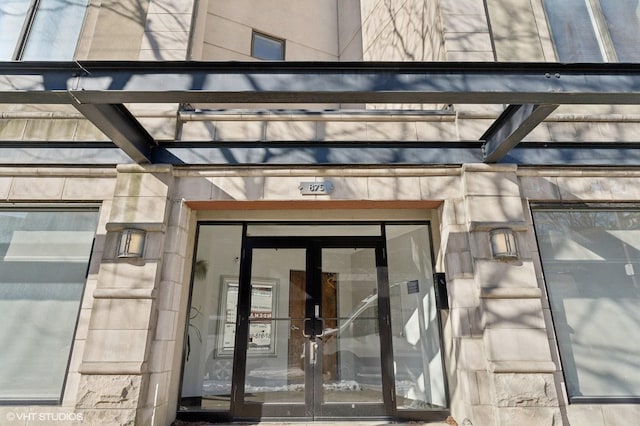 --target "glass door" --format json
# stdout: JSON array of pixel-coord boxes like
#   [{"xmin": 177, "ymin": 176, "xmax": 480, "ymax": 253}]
[
  {"xmin": 179, "ymin": 222, "xmax": 448, "ymax": 423},
  {"xmin": 314, "ymin": 245, "xmax": 392, "ymax": 418},
  {"xmin": 233, "ymin": 237, "xmax": 393, "ymax": 419}
]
